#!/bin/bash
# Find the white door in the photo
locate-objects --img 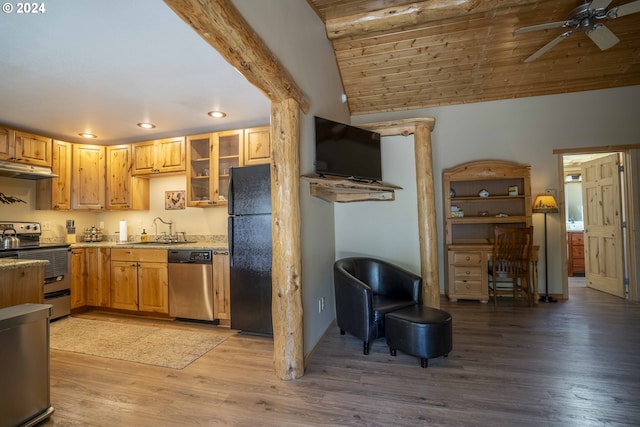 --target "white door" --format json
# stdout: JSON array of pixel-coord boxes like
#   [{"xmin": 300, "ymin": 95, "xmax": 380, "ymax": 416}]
[{"xmin": 581, "ymin": 154, "xmax": 625, "ymax": 297}]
